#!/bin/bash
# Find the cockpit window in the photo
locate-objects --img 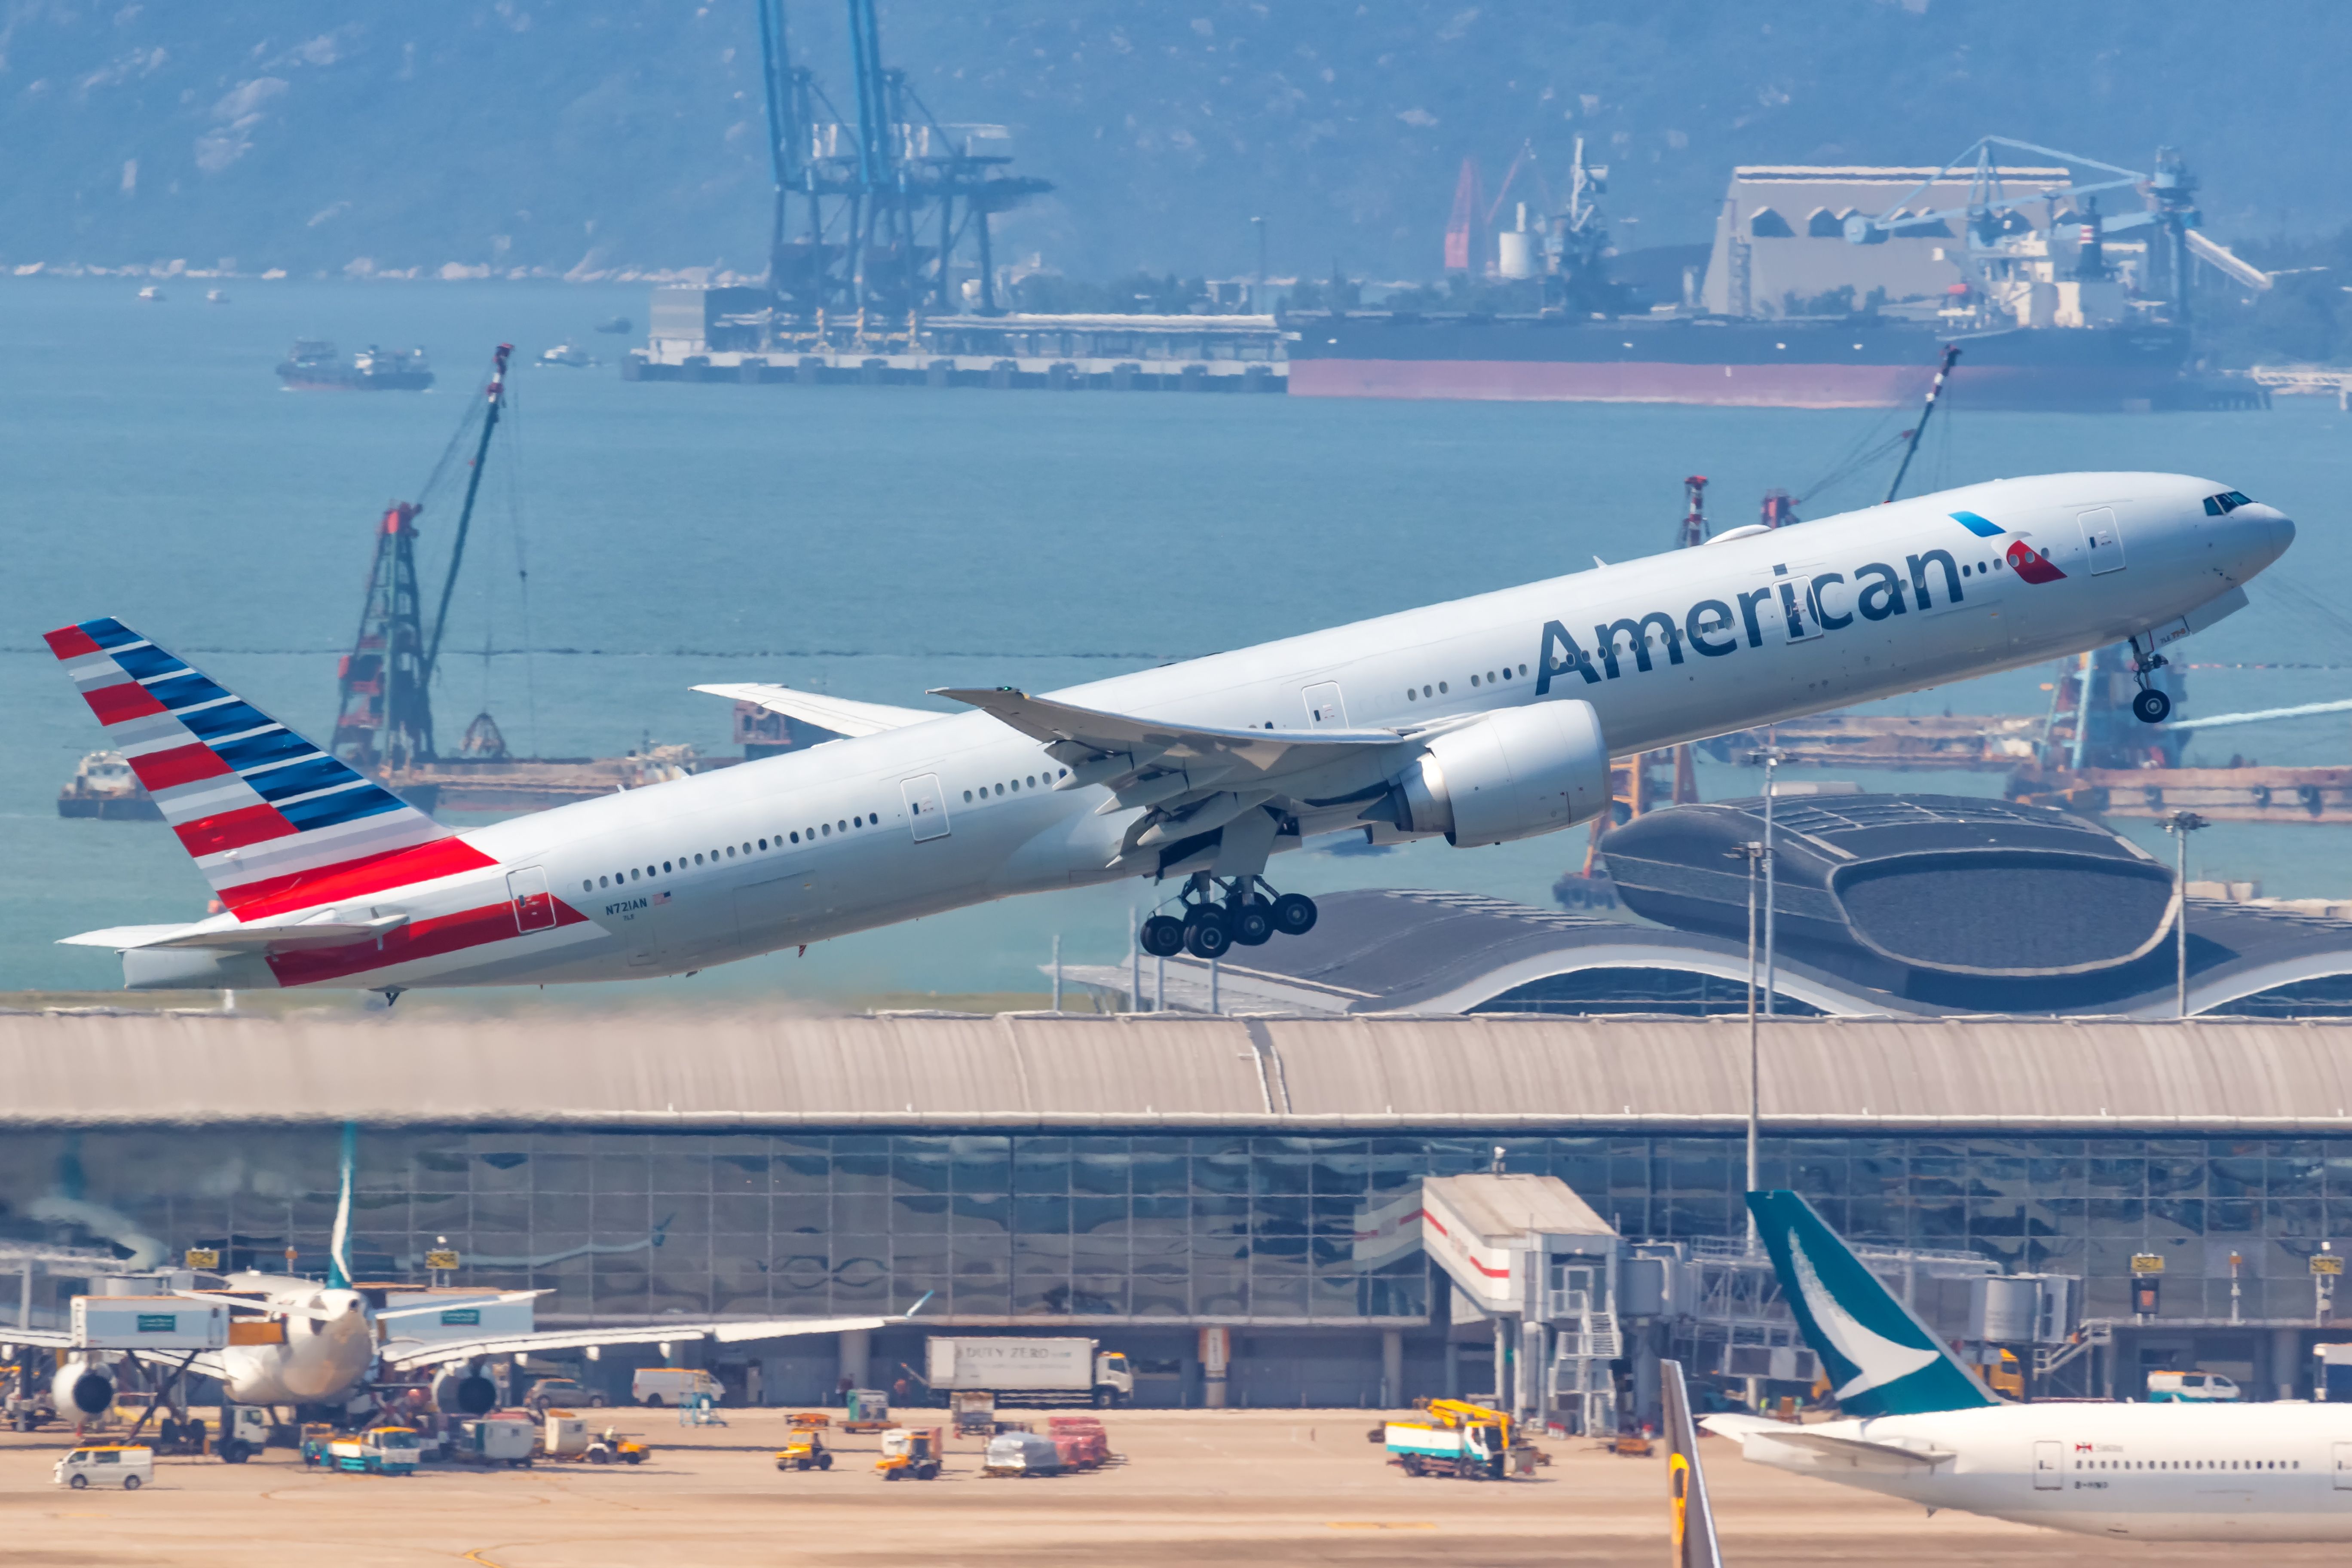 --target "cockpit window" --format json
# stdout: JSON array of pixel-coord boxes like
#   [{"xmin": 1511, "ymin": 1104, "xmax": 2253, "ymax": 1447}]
[{"xmin": 2203, "ymin": 490, "xmax": 2254, "ymax": 515}]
